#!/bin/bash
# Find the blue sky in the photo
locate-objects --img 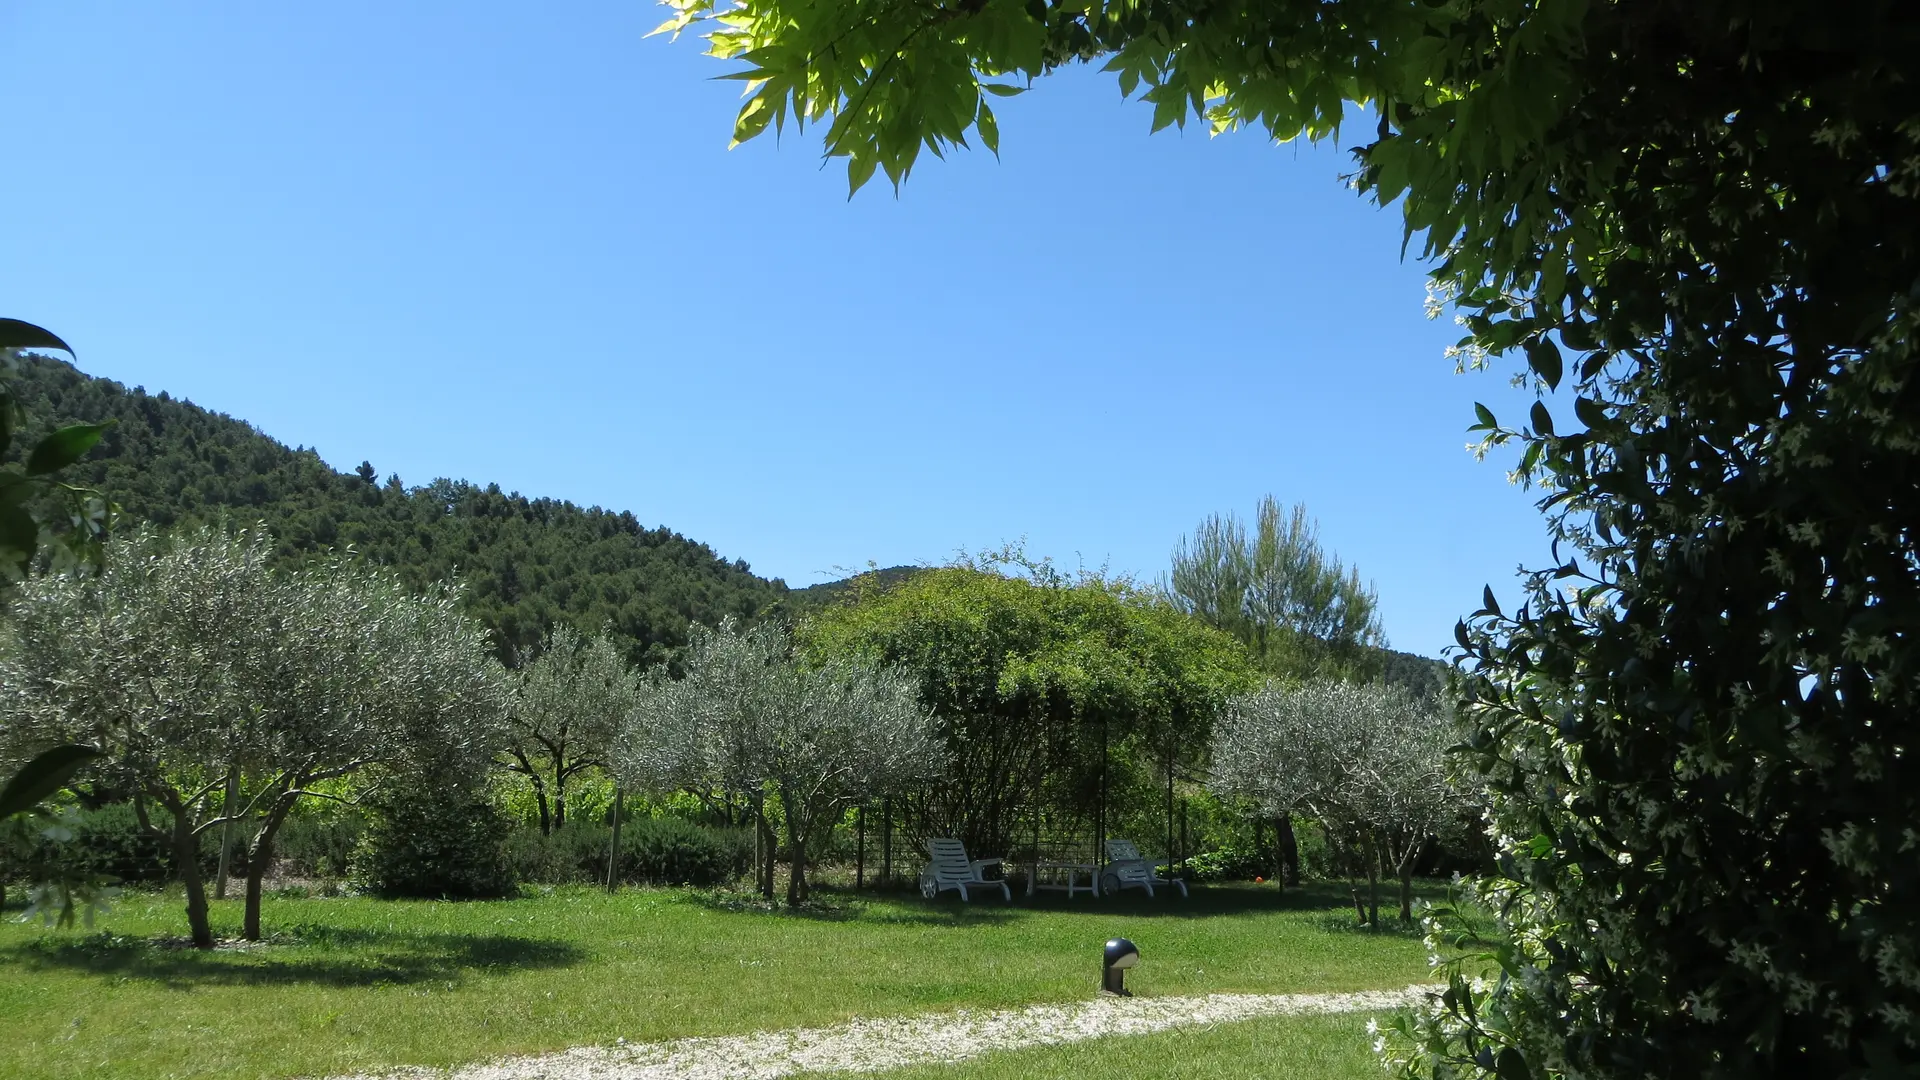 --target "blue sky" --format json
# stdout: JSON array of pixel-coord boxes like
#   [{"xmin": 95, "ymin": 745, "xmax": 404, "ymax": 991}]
[{"xmin": 0, "ymin": 2, "xmax": 1548, "ymax": 658}]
